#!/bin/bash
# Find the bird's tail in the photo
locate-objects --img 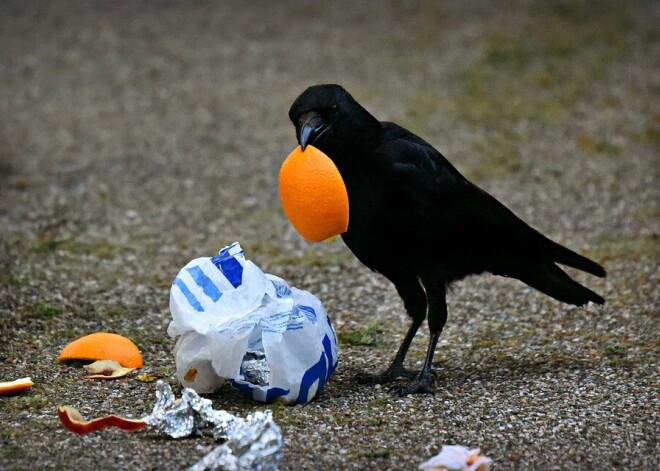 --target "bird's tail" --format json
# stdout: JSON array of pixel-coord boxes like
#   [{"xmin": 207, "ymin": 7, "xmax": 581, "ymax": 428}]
[
  {"xmin": 518, "ymin": 262, "xmax": 605, "ymax": 306},
  {"xmin": 544, "ymin": 238, "xmax": 606, "ymax": 278}
]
